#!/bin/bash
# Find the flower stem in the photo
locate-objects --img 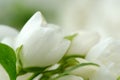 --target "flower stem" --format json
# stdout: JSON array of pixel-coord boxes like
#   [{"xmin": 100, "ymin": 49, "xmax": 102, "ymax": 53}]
[{"xmin": 27, "ymin": 72, "xmax": 40, "ymax": 80}]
